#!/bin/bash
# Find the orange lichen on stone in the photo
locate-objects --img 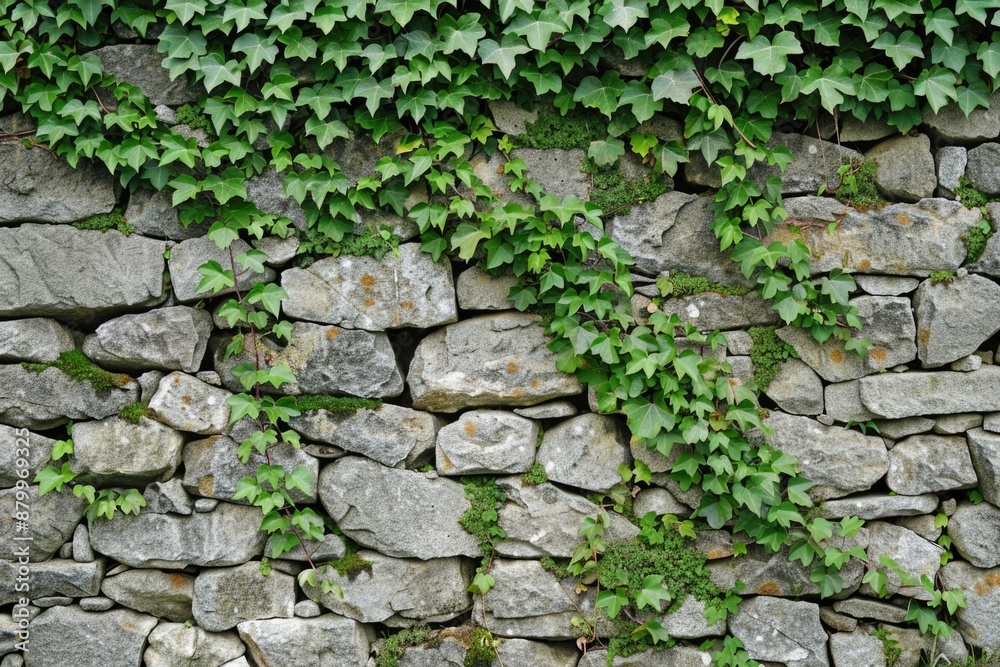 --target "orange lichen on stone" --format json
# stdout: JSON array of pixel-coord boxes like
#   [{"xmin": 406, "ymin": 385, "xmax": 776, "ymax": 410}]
[
  {"xmin": 897, "ymin": 212, "xmax": 912, "ymax": 226},
  {"xmin": 829, "ymin": 349, "xmax": 845, "ymax": 364},
  {"xmin": 169, "ymin": 573, "xmax": 188, "ymax": 588},
  {"xmin": 363, "ymin": 298, "xmax": 375, "ymax": 308},
  {"xmin": 464, "ymin": 421, "xmax": 477, "ymax": 437},
  {"xmin": 326, "ymin": 327, "xmax": 340, "ymax": 340},
  {"xmin": 401, "ymin": 301, "xmax": 414, "ymax": 310},
  {"xmin": 506, "ymin": 362, "xmax": 519, "ymax": 373},
  {"xmin": 917, "ymin": 329, "xmax": 930, "ymax": 346},
  {"xmin": 868, "ymin": 347, "xmax": 887, "ymax": 363},
  {"xmin": 530, "ymin": 380, "xmax": 540, "ymax": 388},
  {"xmin": 360, "ymin": 274, "xmax": 376, "ymax": 289},
  {"xmin": 199, "ymin": 477, "xmax": 214, "ymax": 497},
  {"xmin": 181, "ymin": 395, "xmax": 191, "ymax": 404},
  {"xmin": 756, "ymin": 581, "xmax": 781, "ymax": 596},
  {"xmin": 975, "ymin": 572, "xmax": 1000, "ymax": 595},
  {"xmin": 856, "ymin": 259, "xmax": 871, "ymax": 270},
  {"xmin": 512, "ymin": 388, "xmax": 524, "ymax": 398}
]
